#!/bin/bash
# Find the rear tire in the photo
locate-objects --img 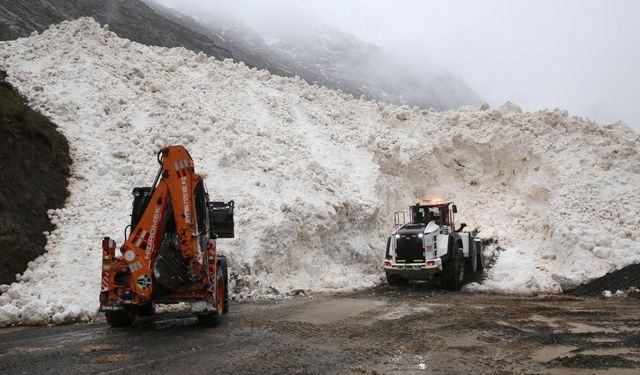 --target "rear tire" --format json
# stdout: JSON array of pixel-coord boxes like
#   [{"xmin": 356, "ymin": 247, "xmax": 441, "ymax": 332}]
[
  {"xmin": 136, "ymin": 304, "xmax": 155, "ymax": 317},
  {"xmin": 386, "ymin": 274, "xmax": 409, "ymax": 286},
  {"xmin": 198, "ymin": 264, "xmax": 226, "ymax": 327},
  {"xmin": 442, "ymin": 248, "xmax": 464, "ymax": 291},
  {"xmin": 218, "ymin": 255, "xmax": 229, "ymax": 314},
  {"xmin": 105, "ymin": 309, "xmax": 134, "ymax": 327},
  {"xmin": 476, "ymin": 240, "xmax": 485, "ymax": 272},
  {"xmin": 465, "ymin": 240, "xmax": 478, "ymax": 274}
]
